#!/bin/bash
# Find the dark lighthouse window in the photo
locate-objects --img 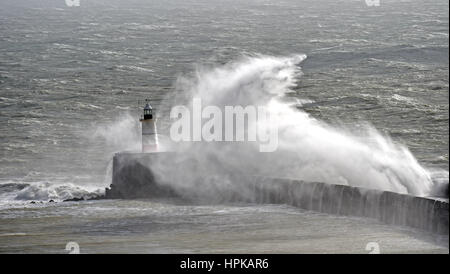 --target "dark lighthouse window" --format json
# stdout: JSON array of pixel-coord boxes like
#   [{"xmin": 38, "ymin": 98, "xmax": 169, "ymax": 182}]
[{"xmin": 144, "ymin": 104, "xmax": 153, "ymax": 120}]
